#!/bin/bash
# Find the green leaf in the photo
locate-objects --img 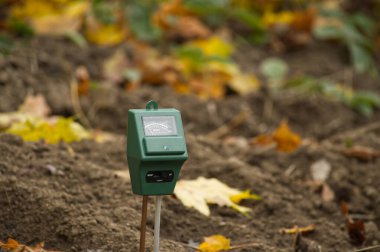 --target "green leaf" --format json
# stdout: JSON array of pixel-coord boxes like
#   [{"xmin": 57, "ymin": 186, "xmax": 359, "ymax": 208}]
[
  {"xmin": 349, "ymin": 43, "xmax": 372, "ymax": 73},
  {"xmin": 350, "ymin": 91, "xmax": 380, "ymax": 107},
  {"xmin": 8, "ymin": 19, "xmax": 34, "ymax": 37},
  {"xmin": 313, "ymin": 26, "xmax": 341, "ymax": 40},
  {"xmin": 260, "ymin": 57, "xmax": 289, "ymax": 80},
  {"xmin": 125, "ymin": 0, "xmax": 162, "ymax": 42},
  {"xmin": 0, "ymin": 34, "xmax": 13, "ymax": 55},
  {"xmin": 92, "ymin": 0, "xmax": 118, "ymax": 25},
  {"xmin": 65, "ymin": 31, "xmax": 88, "ymax": 48},
  {"xmin": 350, "ymin": 14, "xmax": 376, "ymax": 37},
  {"xmin": 229, "ymin": 8, "xmax": 263, "ymax": 31},
  {"xmin": 184, "ymin": 0, "xmax": 229, "ymax": 13},
  {"xmin": 352, "ymin": 103, "xmax": 373, "ymax": 117}
]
